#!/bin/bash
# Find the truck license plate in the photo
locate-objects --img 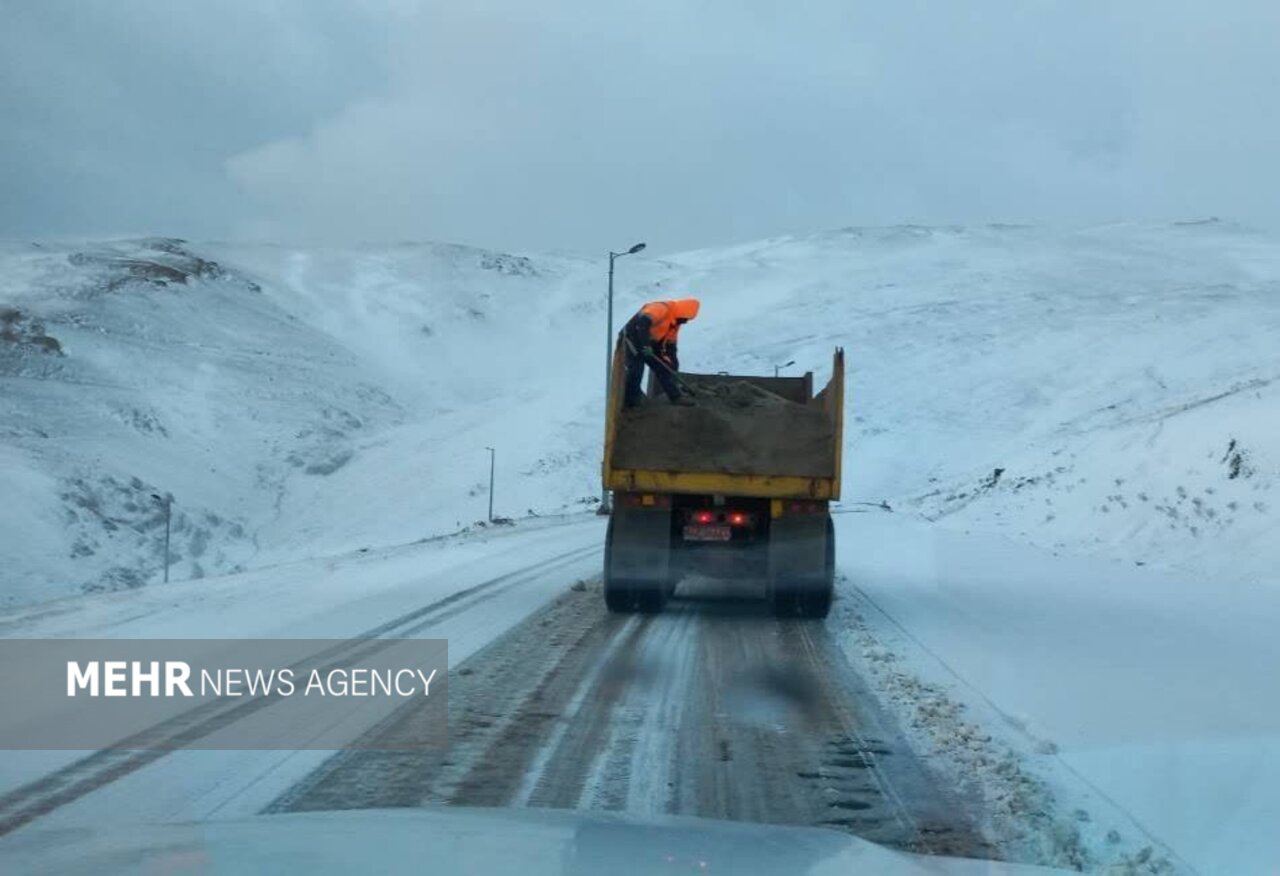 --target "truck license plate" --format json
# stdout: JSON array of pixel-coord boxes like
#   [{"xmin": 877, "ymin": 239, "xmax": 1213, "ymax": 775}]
[{"xmin": 683, "ymin": 524, "xmax": 731, "ymax": 542}]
